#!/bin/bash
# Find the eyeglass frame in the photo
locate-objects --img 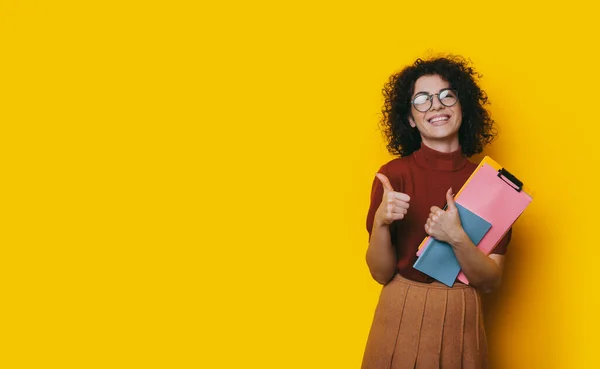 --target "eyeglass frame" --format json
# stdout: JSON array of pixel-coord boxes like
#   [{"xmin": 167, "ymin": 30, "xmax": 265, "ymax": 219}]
[{"xmin": 410, "ymin": 88, "xmax": 459, "ymax": 113}]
